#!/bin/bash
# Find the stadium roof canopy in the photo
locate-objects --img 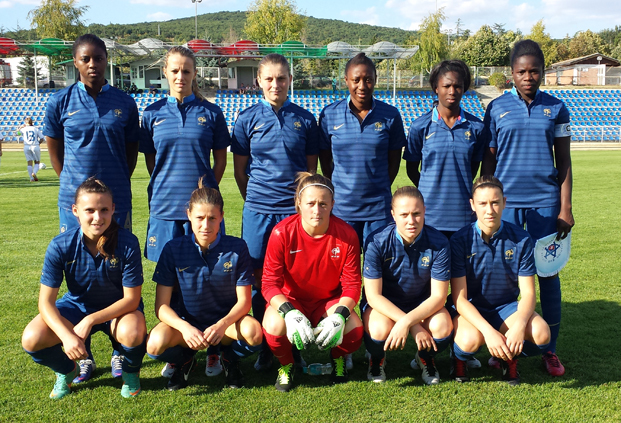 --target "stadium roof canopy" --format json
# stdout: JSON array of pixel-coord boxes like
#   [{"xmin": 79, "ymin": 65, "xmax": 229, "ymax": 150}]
[{"xmin": 0, "ymin": 37, "xmax": 419, "ymax": 60}]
